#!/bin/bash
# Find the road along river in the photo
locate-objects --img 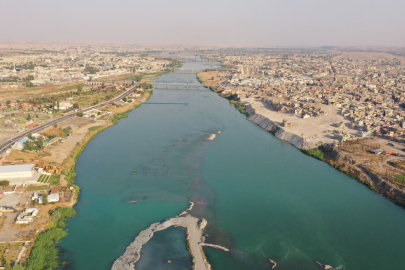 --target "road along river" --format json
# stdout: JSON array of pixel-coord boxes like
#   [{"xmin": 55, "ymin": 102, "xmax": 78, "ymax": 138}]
[{"xmin": 59, "ymin": 58, "xmax": 405, "ymax": 270}]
